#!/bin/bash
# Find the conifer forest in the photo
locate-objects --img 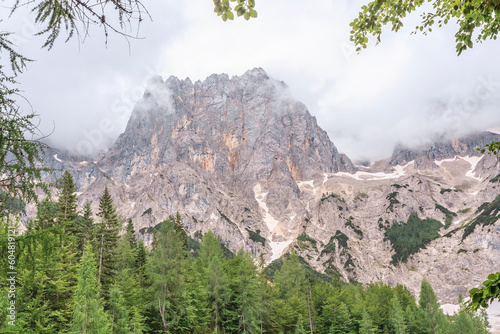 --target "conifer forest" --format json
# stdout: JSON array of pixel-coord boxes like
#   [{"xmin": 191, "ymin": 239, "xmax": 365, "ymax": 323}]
[{"xmin": 0, "ymin": 171, "xmax": 491, "ymax": 333}]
